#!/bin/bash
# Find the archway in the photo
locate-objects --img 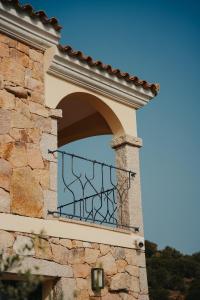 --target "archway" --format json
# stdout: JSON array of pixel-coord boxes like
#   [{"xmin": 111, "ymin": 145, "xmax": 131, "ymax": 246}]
[
  {"xmin": 51, "ymin": 92, "xmax": 133, "ymax": 228},
  {"xmin": 56, "ymin": 92, "xmax": 125, "ymax": 146}
]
